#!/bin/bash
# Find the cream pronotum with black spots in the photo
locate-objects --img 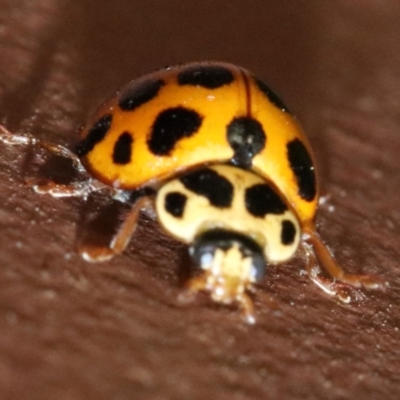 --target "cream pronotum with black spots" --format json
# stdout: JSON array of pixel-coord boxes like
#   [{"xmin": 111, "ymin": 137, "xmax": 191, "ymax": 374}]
[
  {"xmin": 156, "ymin": 165, "xmax": 300, "ymax": 321},
  {"xmin": 157, "ymin": 165, "xmax": 300, "ymax": 262}
]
